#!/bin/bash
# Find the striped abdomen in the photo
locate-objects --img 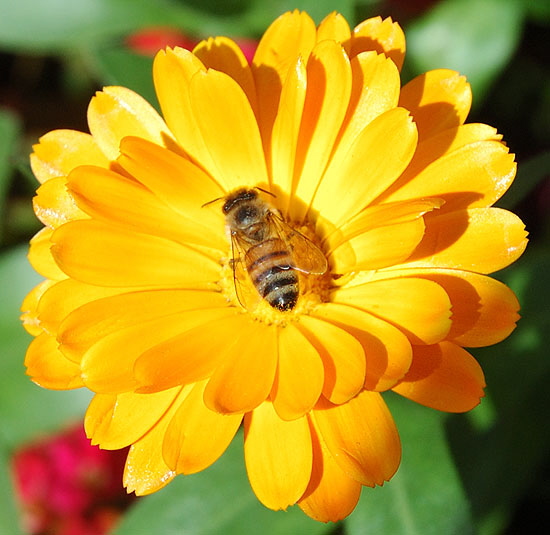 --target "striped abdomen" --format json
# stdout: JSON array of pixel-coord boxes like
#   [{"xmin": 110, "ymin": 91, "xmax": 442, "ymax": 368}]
[{"xmin": 245, "ymin": 238, "xmax": 298, "ymax": 311}]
